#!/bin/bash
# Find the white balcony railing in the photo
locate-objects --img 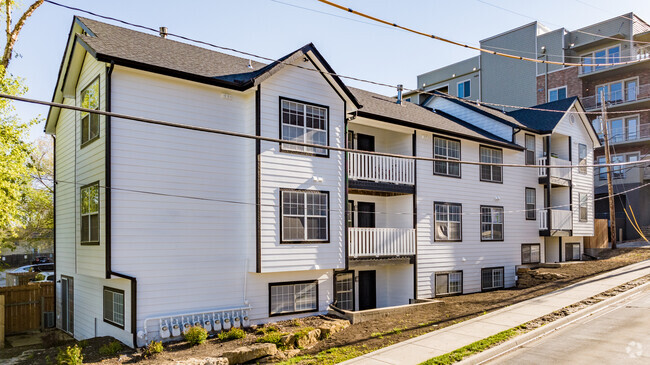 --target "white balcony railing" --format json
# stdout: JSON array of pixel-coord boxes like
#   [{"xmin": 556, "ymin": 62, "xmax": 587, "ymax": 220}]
[
  {"xmin": 539, "ymin": 209, "xmax": 573, "ymax": 231},
  {"xmin": 348, "ymin": 152, "xmax": 414, "ymax": 185},
  {"xmin": 580, "ymin": 83, "xmax": 650, "ymax": 109},
  {"xmin": 348, "ymin": 228, "xmax": 416, "ymax": 258},
  {"xmin": 537, "ymin": 157, "xmax": 572, "ymax": 181}
]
